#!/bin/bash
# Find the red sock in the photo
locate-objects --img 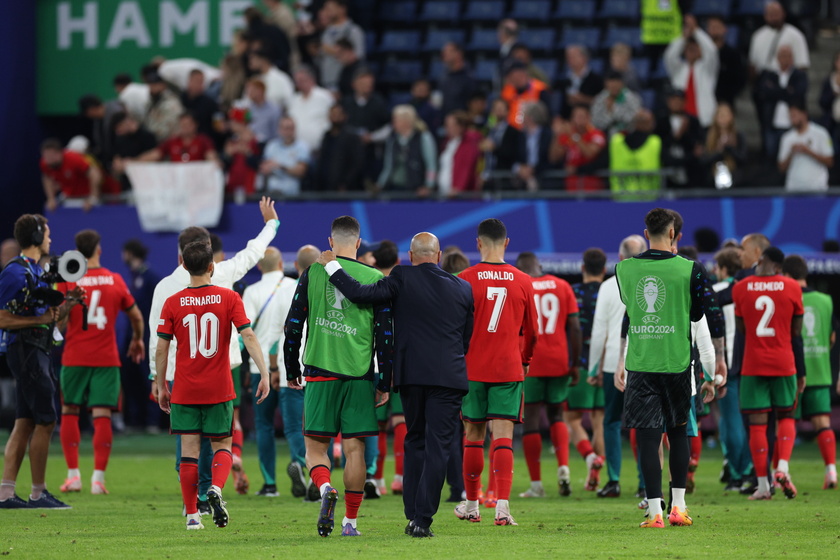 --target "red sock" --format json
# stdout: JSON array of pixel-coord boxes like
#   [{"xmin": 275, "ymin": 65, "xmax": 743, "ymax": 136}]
[
  {"xmin": 393, "ymin": 422, "xmax": 407, "ymax": 476},
  {"xmin": 492, "ymin": 438, "xmax": 514, "ymax": 501},
  {"xmin": 817, "ymin": 428, "xmax": 837, "ymax": 466},
  {"xmin": 690, "ymin": 435, "xmax": 702, "ymax": 463},
  {"xmin": 60, "ymin": 413, "xmax": 80, "ymax": 470},
  {"xmin": 463, "ymin": 440, "xmax": 485, "ymax": 500},
  {"xmin": 630, "ymin": 428, "xmax": 638, "ymax": 462},
  {"xmin": 180, "ymin": 458, "xmax": 199, "ymax": 515},
  {"xmin": 92, "ymin": 417, "xmax": 113, "ymax": 471},
  {"xmin": 231, "ymin": 428, "xmax": 243, "ymax": 459},
  {"xmin": 487, "ymin": 441, "xmax": 496, "ymax": 494},
  {"xmin": 776, "ymin": 418, "xmax": 796, "ymax": 464},
  {"xmin": 375, "ymin": 429, "xmax": 386, "ymax": 479},
  {"xmin": 576, "ymin": 439, "xmax": 594, "ymax": 460},
  {"xmin": 211, "ymin": 449, "xmax": 233, "ymax": 489},
  {"xmin": 309, "ymin": 464, "xmax": 332, "ymax": 490},
  {"xmin": 345, "ymin": 490, "xmax": 364, "ymax": 519},
  {"xmin": 523, "ymin": 432, "xmax": 542, "ymax": 482},
  {"xmin": 550, "ymin": 421, "xmax": 569, "ymax": 467},
  {"xmin": 749, "ymin": 424, "xmax": 769, "ymax": 477}
]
